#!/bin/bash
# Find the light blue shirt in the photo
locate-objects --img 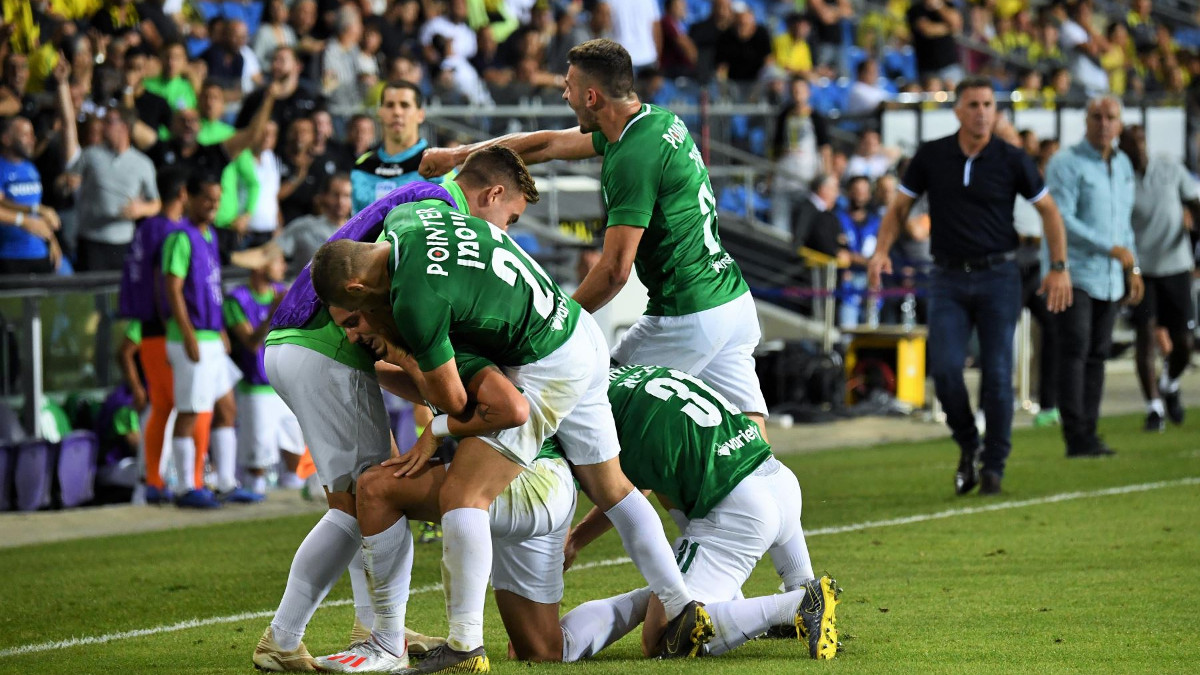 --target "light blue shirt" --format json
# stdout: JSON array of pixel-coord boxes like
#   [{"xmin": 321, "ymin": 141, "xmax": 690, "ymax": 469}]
[{"xmin": 1043, "ymin": 140, "xmax": 1136, "ymax": 302}]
